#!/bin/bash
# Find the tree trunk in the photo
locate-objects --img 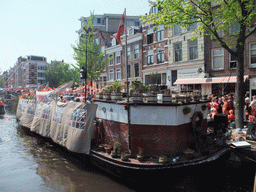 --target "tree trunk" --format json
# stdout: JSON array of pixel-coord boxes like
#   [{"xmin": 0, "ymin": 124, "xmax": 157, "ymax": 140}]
[{"xmin": 235, "ymin": 47, "xmax": 245, "ymax": 129}]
